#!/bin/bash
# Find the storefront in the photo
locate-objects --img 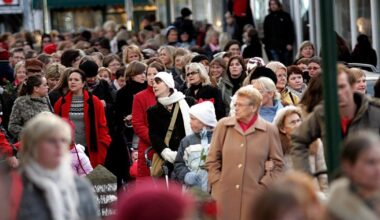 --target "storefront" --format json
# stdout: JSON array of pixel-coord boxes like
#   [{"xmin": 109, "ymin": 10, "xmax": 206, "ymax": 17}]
[{"xmin": 0, "ymin": 0, "xmax": 26, "ymax": 33}]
